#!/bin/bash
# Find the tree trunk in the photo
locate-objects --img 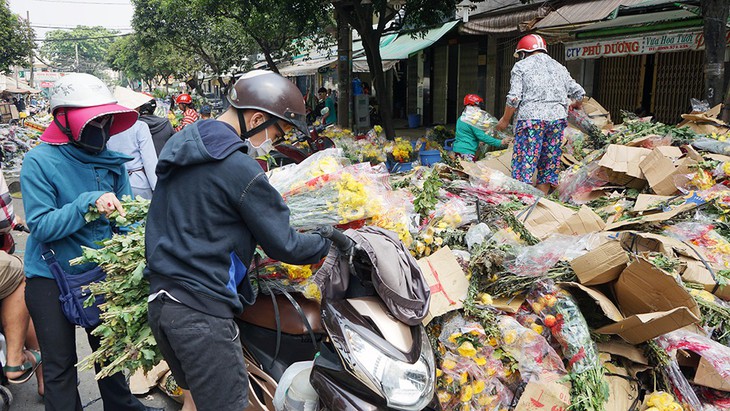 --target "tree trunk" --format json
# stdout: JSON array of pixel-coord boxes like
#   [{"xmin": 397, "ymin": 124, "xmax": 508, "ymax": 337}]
[
  {"xmin": 361, "ymin": 29, "xmax": 395, "ymax": 140},
  {"xmin": 701, "ymin": 0, "xmax": 728, "ymax": 106},
  {"xmin": 723, "ymin": 84, "xmax": 730, "ymax": 123},
  {"xmin": 336, "ymin": 8, "xmax": 351, "ymax": 129},
  {"xmin": 261, "ymin": 47, "xmax": 279, "ymax": 74}
]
